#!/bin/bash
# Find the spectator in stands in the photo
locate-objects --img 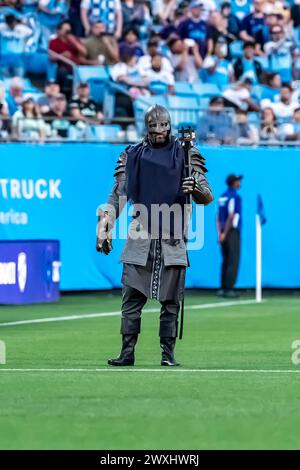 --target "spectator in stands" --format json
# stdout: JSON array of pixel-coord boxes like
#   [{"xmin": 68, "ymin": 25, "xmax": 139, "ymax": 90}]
[
  {"xmin": 6, "ymin": 76, "xmax": 25, "ymax": 115},
  {"xmin": 259, "ymin": 72, "xmax": 281, "ymax": 102},
  {"xmin": 152, "ymin": 0, "xmax": 177, "ymax": 23},
  {"xmin": 259, "ymin": 107, "xmax": 279, "ymax": 141},
  {"xmin": 254, "ymin": 13, "xmax": 279, "ymax": 54},
  {"xmin": 177, "ymin": 0, "xmax": 210, "ymax": 58},
  {"xmin": 122, "ymin": 0, "xmax": 151, "ymax": 37},
  {"xmin": 43, "ymin": 93, "xmax": 70, "ymax": 138},
  {"xmin": 264, "ymin": 24, "xmax": 297, "ymax": 83},
  {"xmin": 110, "ymin": 50, "xmax": 149, "ymax": 99},
  {"xmin": 70, "ymin": 83, "xmax": 104, "ymax": 123},
  {"xmin": 84, "ymin": 21, "xmax": 119, "ymax": 65},
  {"xmin": 235, "ymin": 108, "xmax": 259, "ymax": 145},
  {"xmin": 141, "ymin": 54, "xmax": 175, "ymax": 94},
  {"xmin": 38, "ymin": 0, "xmax": 68, "ymax": 38},
  {"xmin": 220, "ymin": 2, "xmax": 240, "ymax": 40},
  {"xmin": 197, "ymin": 96, "xmax": 235, "ymax": 144},
  {"xmin": 291, "ymin": 0, "xmax": 300, "ymax": 29},
  {"xmin": 80, "ymin": 0, "xmax": 123, "ymax": 39},
  {"xmin": 222, "ymin": 77, "xmax": 260, "ymax": 112},
  {"xmin": 263, "ymin": 0, "xmax": 288, "ymax": 17},
  {"xmin": 233, "ymin": 41, "xmax": 264, "ymax": 84},
  {"xmin": 68, "ymin": 102, "xmax": 89, "ymax": 140},
  {"xmin": 0, "ymin": 14, "xmax": 32, "ymax": 78},
  {"xmin": 110, "ymin": 51, "xmax": 140, "ymax": 83},
  {"xmin": 12, "ymin": 95, "xmax": 46, "ymax": 141},
  {"xmin": 137, "ymin": 38, "xmax": 173, "ymax": 76},
  {"xmin": 195, "ymin": 0, "xmax": 217, "ymax": 21},
  {"xmin": 167, "ymin": 34, "xmax": 202, "ymax": 82},
  {"xmin": 159, "ymin": 7, "xmax": 187, "ymax": 40},
  {"xmin": 280, "ymin": 107, "xmax": 300, "ymax": 141},
  {"xmin": 49, "ymin": 21, "xmax": 87, "ymax": 65},
  {"xmin": 291, "ymin": 0, "xmax": 300, "ymax": 48},
  {"xmin": 0, "ymin": 83, "xmax": 10, "ymax": 139},
  {"xmin": 110, "ymin": 51, "xmax": 144, "ymax": 117},
  {"xmin": 202, "ymin": 38, "xmax": 233, "ymax": 88},
  {"xmin": 37, "ymin": 81, "xmax": 61, "ymax": 114},
  {"xmin": 2, "ymin": 0, "xmax": 22, "ymax": 8},
  {"xmin": 240, "ymin": 0, "xmax": 266, "ymax": 43},
  {"xmin": 69, "ymin": 0, "xmax": 85, "ymax": 37},
  {"xmin": 119, "ymin": 27, "xmax": 144, "ymax": 59},
  {"xmin": 207, "ymin": 10, "xmax": 234, "ymax": 55},
  {"xmin": 262, "ymin": 84, "xmax": 299, "ymax": 120},
  {"xmin": 0, "ymin": 106, "xmax": 10, "ymax": 139},
  {"xmin": 49, "ymin": 21, "xmax": 88, "ymax": 97}
]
